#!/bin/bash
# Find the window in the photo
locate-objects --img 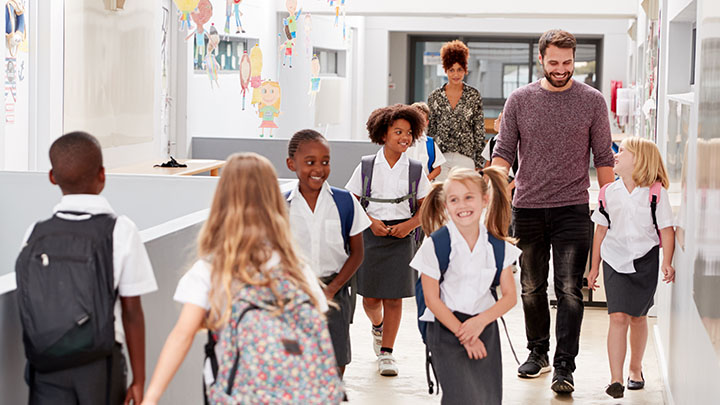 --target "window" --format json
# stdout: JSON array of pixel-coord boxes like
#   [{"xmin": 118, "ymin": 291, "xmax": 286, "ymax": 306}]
[
  {"xmin": 313, "ymin": 47, "xmax": 346, "ymax": 77},
  {"xmin": 410, "ymin": 36, "xmax": 602, "ymax": 116},
  {"xmin": 194, "ymin": 36, "xmax": 258, "ymax": 72}
]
